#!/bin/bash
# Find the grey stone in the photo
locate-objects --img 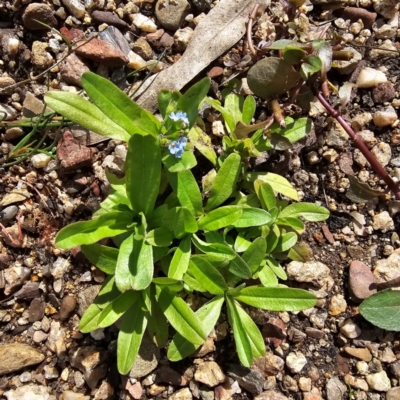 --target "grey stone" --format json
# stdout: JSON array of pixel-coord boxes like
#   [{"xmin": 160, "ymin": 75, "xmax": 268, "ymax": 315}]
[
  {"xmin": 155, "ymin": 0, "xmax": 190, "ymax": 31},
  {"xmin": 226, "ymin": 364, "xmax": 265, "ymax": 395},
  {"xmin": 0, "ymin": 205, "xmax": 18, "ymax": 223},
  {"xmin": 366, "ymin": 370, "xmax": 391, "ymax": 391},
  {"xmin": 129, "ymin": 333, "xmax": 160, "ymax": 378},
  {"xmin": 61, "ymin": 0, "xmax": 85, "ymax": 19},
  {"xmin": 77, "ymin": 285, "xmax": 101, "ymax": 316},
  {"xmin": 386, "ymin": 387, "xmax": 400, "ymax": 400},
  {"xmin": 326, "ymin": 377, "xmax": 347, "ymax": 400}
]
